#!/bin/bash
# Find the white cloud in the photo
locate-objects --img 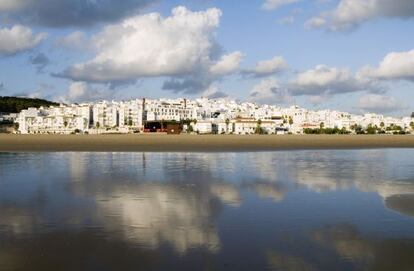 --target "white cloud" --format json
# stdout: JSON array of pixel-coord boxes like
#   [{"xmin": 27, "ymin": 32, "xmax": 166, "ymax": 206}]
[
  {"xmin": 59, "ymin": 6, "xmax": 241, "ymax": 93},
  {"xmin": 55, "ymin": 31, "xmax": 89, "ymax": 50},
  {"xmin": 243, "ymin": 56, "xmax": 288, "ymax": 78},
  {"xmin": 308, "ymin": 0, "xmax": 414, "ymax": 31},
  {"xmin": 201, "ymin": 85, "xmax": 228, "ymax": 99},
  {"xmin": 289, "ymin": 65, "xmax": 375, "ymax": 96},
  {"xmin": 358, "ymin": 49, "xmax": 414, "ymax": 81},
  {"xmin": 57, "ymin": 82, "xmax": 115, "ymax": 103},
  {"xmin": 0, "ymin": 25, "xmax": 47, "ymax": 56},
  {"xmin": 262, "ymin": 0, "xmax": 301, "ymax": 10},
  {"xmin": 357, "ymin": 94, "xmax": 404, "ymax": 113},
  {"xmin": 250, "ymin": 78, "xmax": 292, "ymax": 104},
  {"xmin": 304, "ymin": 17, "xmax": 327, "ymax": 29},
  {"xmin": 209, "ymin": 51, "xmax": 243, "ymax": 76},
  {"xmin": 278, "ymin": 16, "xmax": 295, "ymax": 25}
]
